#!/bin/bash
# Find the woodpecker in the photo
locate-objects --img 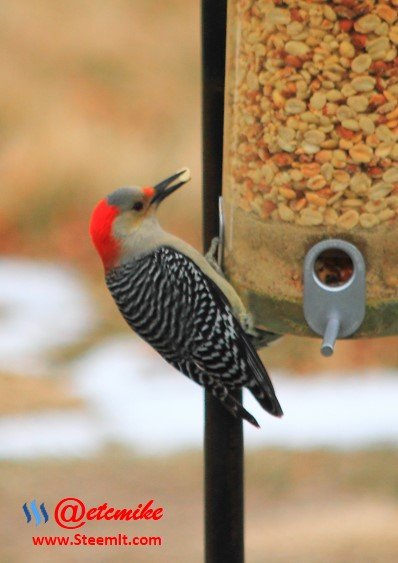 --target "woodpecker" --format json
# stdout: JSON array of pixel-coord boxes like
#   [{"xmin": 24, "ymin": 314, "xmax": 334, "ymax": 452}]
[{"xmin": 89, "ymin": 168, "xmax": 283, "ymax": 427}]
